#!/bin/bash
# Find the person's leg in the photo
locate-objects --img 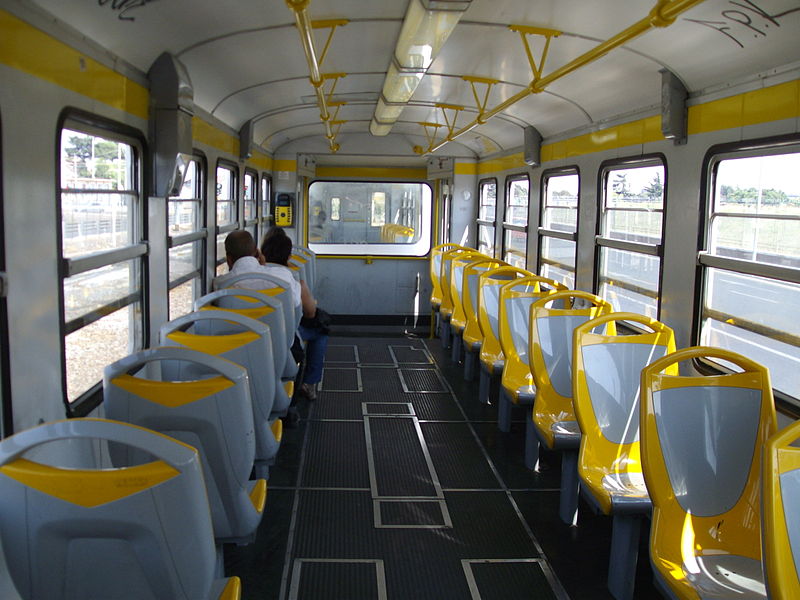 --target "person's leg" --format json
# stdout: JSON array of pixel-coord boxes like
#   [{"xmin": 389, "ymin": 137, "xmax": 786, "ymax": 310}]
[{"xmin": 298, "ymin": 325, "xmax": 328, "ymax": 399}]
